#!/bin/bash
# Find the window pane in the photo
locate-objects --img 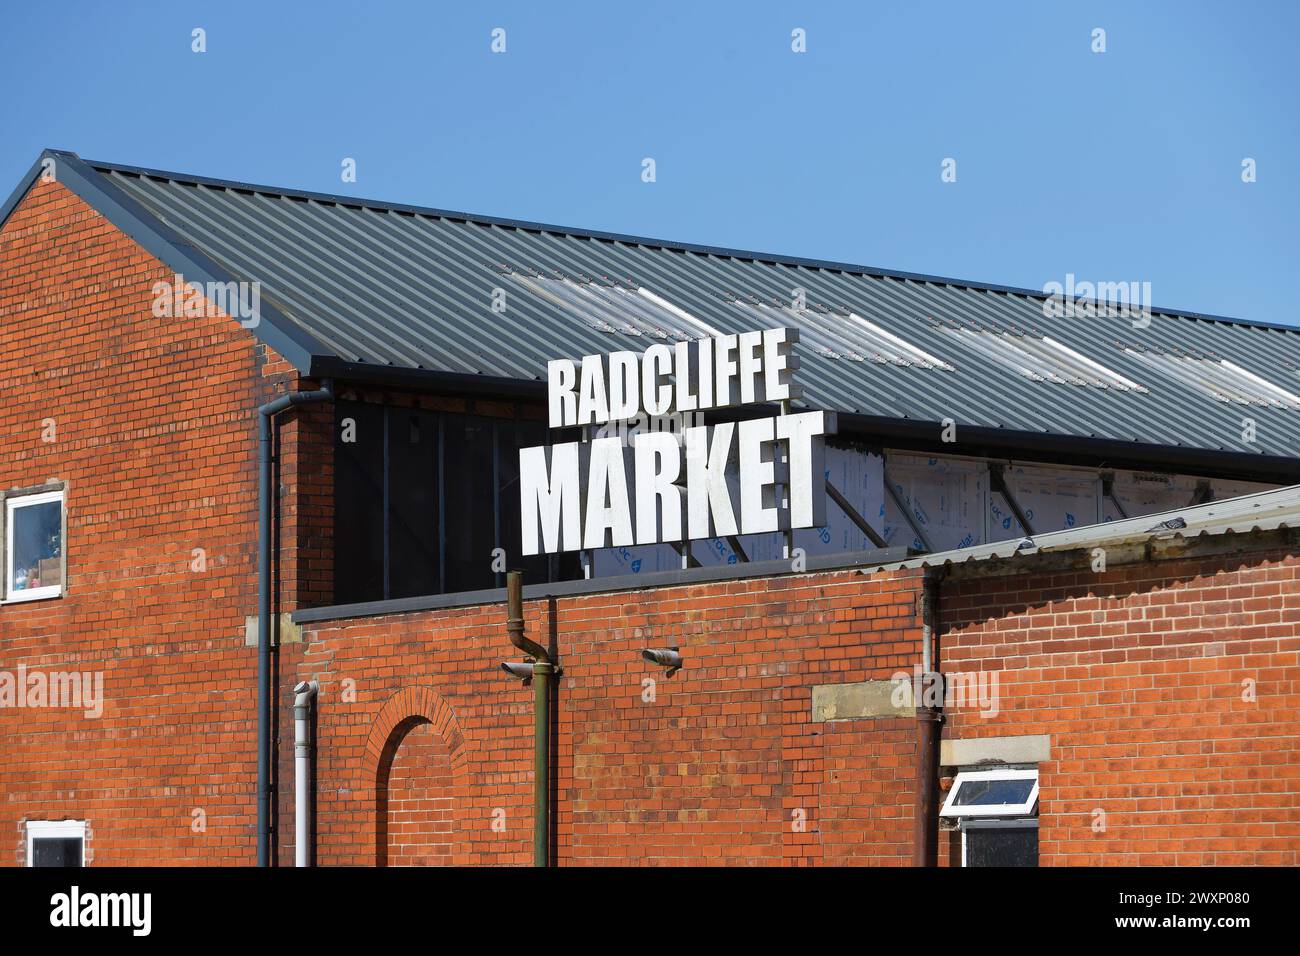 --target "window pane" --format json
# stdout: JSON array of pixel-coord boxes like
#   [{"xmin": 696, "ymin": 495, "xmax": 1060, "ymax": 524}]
[
  {"xmin": 333, "ymin": 401, "xmax": 385, "ymax": 605},
  {"xmin": 442, "ymin": 414, "xmax": 496, "ymax": 593},
  {"xmin": 952, "ymin": 777, "xmax": 1035, "ymax": 807},
  {"xmin": 497, "ymin": 419, "xmax": 550, "ymax": 587},
  {"xmin": 11, "ymin": 499, "xmax": 62, "ymax": 593},
  {"xmin": 387, "ymin": 407, "xmax": 439, "ymax": 599},
  {"xmin": 966, "ymin": 826, "xmax": 1037, "ymax": 867},
  {"xmin": 31, "ymin": 837, "xmax": 82, "ymax": 867}
]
